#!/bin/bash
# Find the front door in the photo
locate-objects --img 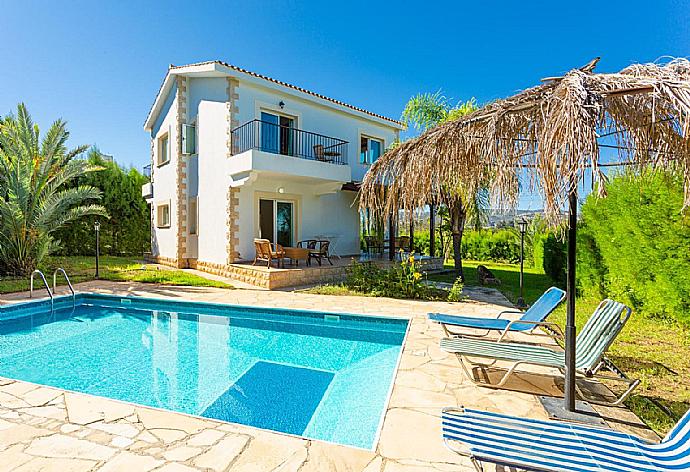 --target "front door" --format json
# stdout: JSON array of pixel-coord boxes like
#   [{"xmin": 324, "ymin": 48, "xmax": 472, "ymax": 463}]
[{"xmin": 259, "ymin": 199, "xmax": 294, "ymax": 247}]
